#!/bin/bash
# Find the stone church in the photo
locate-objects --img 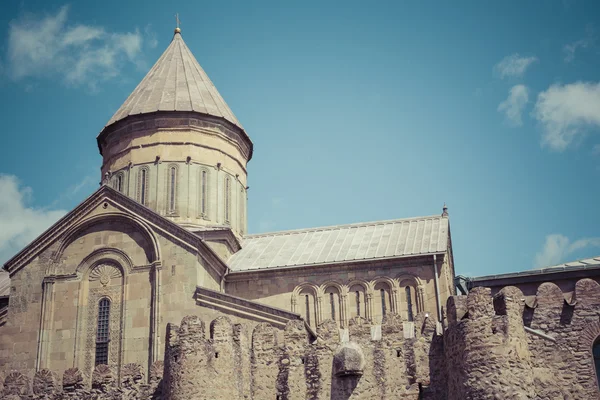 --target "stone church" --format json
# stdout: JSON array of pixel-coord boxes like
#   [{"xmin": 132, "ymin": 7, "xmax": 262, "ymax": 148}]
[
  {"xmin": 0, "ymin": 26, "xmax": 454, "ymax": 388},
  {"xmin": 3, "ymin": 27, "xmax": 600, "ymax": 400}
]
